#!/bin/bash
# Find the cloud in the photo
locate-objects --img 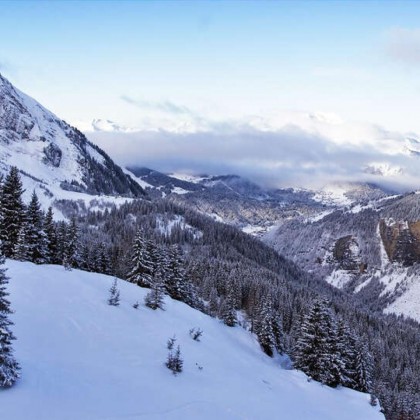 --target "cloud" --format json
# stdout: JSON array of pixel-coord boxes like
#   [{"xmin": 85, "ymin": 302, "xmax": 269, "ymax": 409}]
[
  {"xmin": 86, "ymin": 120, "xmax": 420, "ymax": 192},
  {"xmin": 120, "ymin": 95, "xmax": 196, "ymax": 117},
  {"xmin": 385, "ymin": 27, "xmax": 420, "ymax": 65}
]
